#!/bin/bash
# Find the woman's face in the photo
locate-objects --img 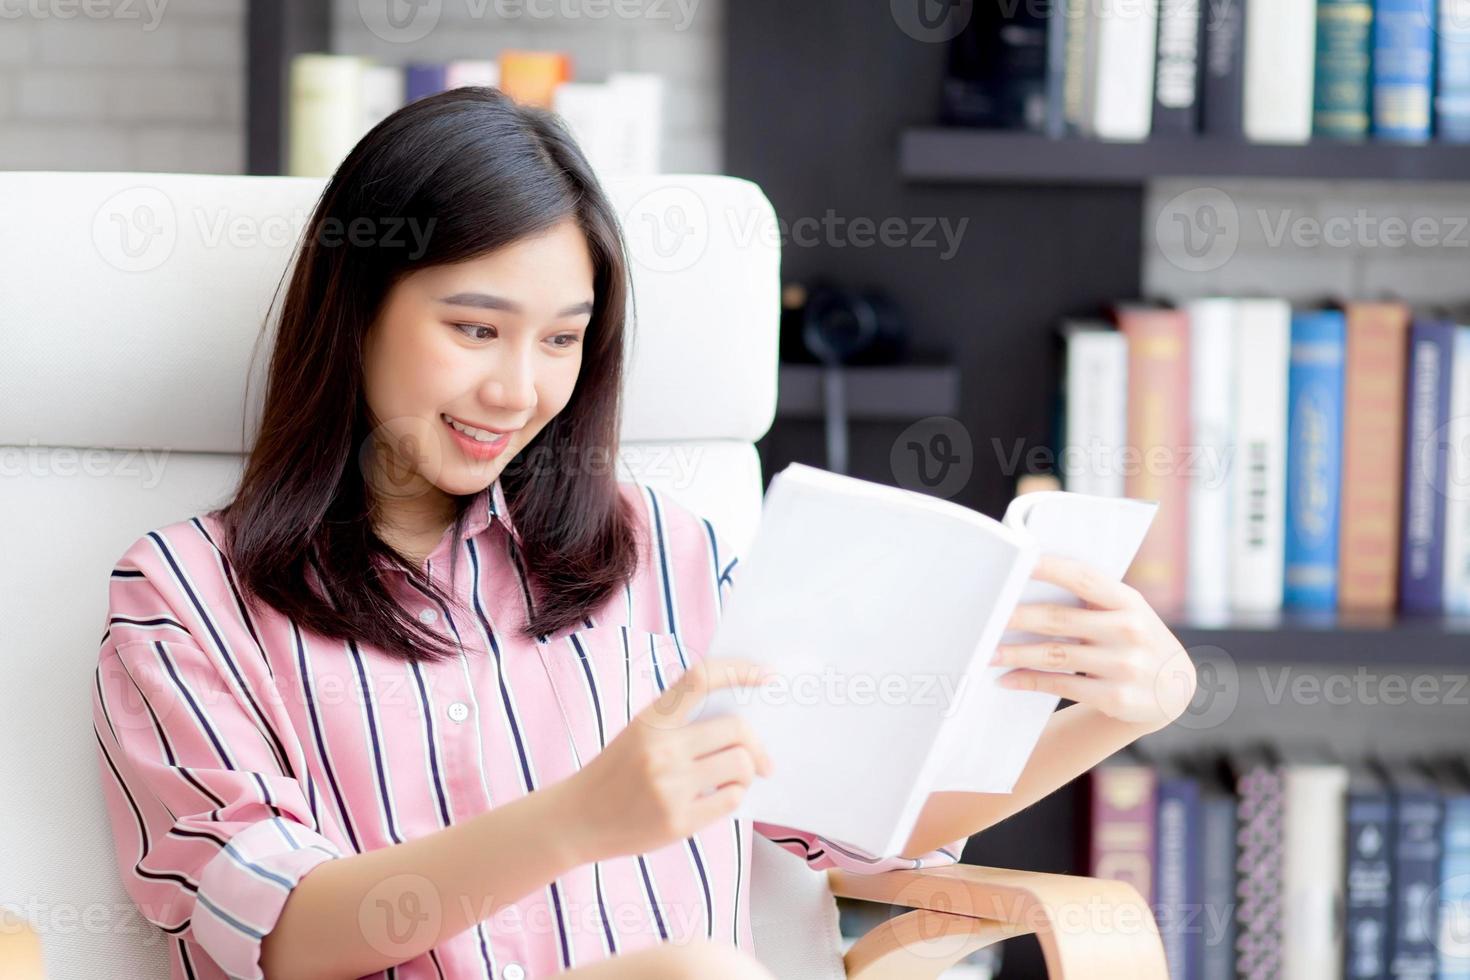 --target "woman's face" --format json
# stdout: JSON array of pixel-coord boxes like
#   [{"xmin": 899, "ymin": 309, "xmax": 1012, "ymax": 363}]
[{"xmin": 362, "ymin": 216, "xmax": 595, "ymax": 510}]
